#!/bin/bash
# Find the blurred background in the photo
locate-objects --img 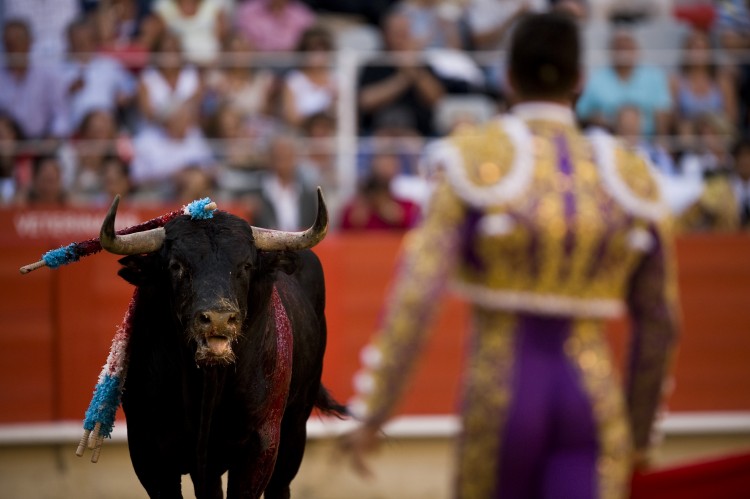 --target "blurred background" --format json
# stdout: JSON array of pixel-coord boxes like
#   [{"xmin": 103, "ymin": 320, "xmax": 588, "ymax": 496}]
[{"xmin": 0, "ymin": 0, "xmax": 750, "ymax": 497}]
